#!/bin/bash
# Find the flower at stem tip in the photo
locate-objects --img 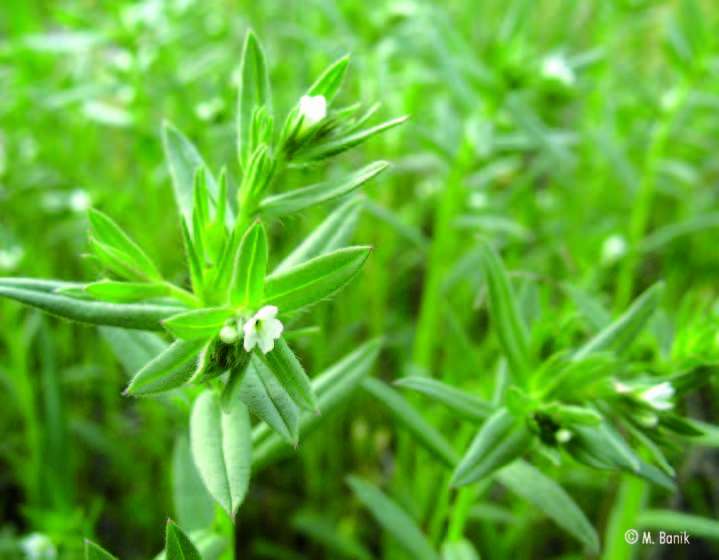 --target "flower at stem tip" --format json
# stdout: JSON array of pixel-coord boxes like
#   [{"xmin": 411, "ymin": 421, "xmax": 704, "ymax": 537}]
[
  {"xmin": 298, "ymin": 95, "xmax": 327, "ymax": 130},
  {"xmin": 243, "ymin": 305, "xmax": 284, "ymax": 354}
]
